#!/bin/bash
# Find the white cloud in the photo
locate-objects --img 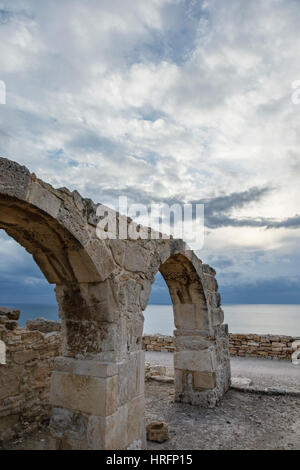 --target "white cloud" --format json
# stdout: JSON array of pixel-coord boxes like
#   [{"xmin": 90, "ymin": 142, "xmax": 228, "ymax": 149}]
[{"xmin": 0, "ymin": 0, "xmax": 300, "ymax": 293}]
